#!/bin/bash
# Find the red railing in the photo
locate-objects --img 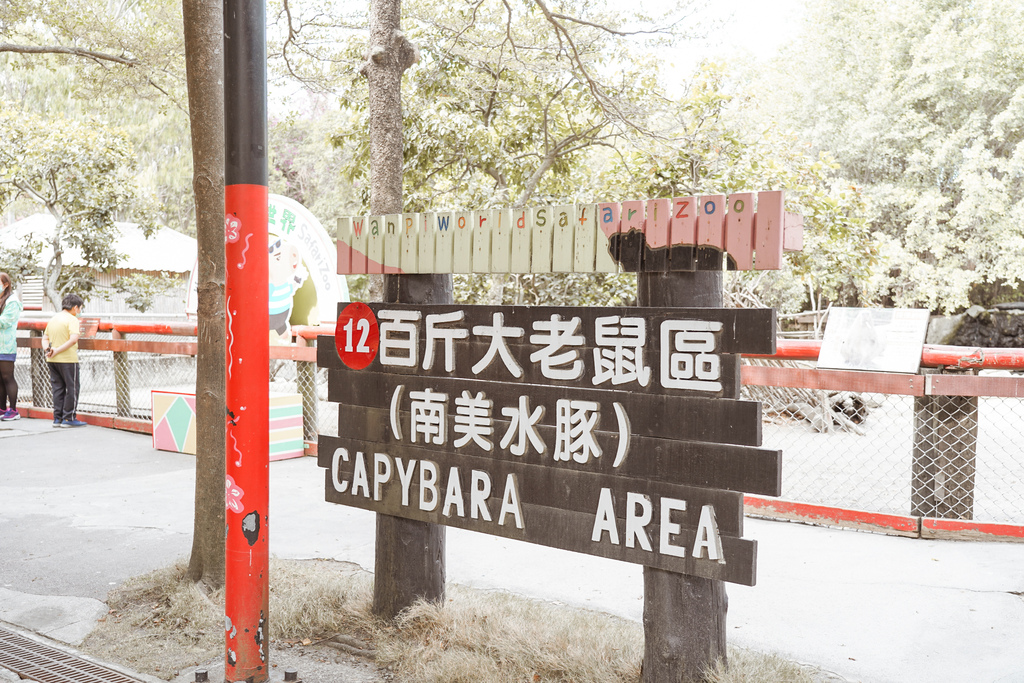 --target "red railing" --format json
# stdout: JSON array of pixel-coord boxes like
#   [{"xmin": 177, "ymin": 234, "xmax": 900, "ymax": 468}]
[
  {"xmin": 18, "ymin": 320, "xmax": 1024, "ymax": 374},
  {"xmin": 15, "ymin": 317, "xmax": 1024, "ymax": 535},
  {"xmin": 750, "ymin": 338, "xmax": 1024, "ymax": 370}
]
